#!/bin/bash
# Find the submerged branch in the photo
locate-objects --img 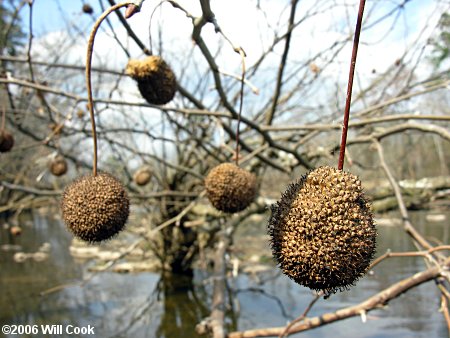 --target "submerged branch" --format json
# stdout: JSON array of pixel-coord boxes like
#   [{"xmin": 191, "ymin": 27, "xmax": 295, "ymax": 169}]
[{"xmin": 196, "ymin": 227, "xmax": 232, "ymax": 338}]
